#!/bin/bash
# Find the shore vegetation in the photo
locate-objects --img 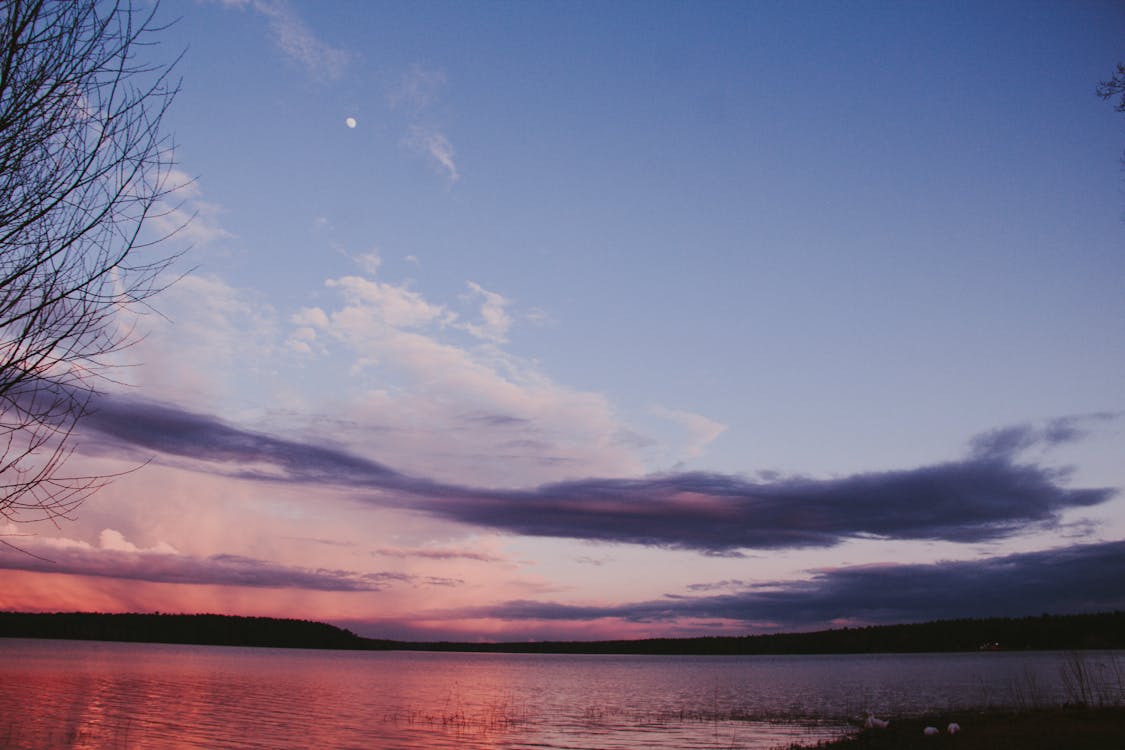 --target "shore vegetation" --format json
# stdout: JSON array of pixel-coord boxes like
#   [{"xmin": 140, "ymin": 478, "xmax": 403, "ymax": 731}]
[
  {"xmin": 2, "ymin": 610, "xmax": 1123, "ymax": 654},
  {"xmin": 788, "ymin": 706, "xmax": 1125, "ymax": 750}
]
